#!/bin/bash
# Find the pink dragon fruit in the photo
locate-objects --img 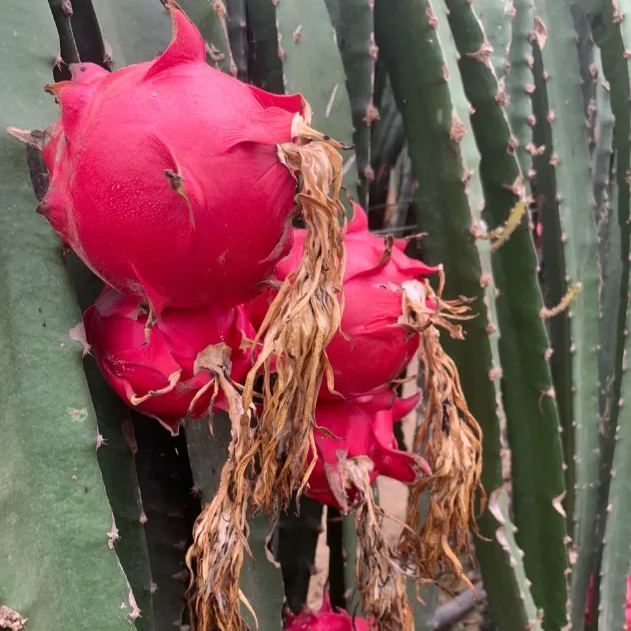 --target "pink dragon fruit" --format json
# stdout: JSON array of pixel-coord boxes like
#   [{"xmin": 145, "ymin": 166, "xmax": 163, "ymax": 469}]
[
  {"xmin": 41, "ymin": 6, "xmax": 305, "ymax": 314},
  {"xmin": 585, "ymin": 574, "xmax": 631, "ymax": 629},
  {"xmin": 83, "ymin": 286, "xmax": 254, "ymax": 433},
  {"xmin": 306, "ymin": 393, "xmax": 429, "ymax": 510},
  {"xmin": 284, "ymin": 590, "xmax": 373, "ymax": 630},
  {"xmin": 248, "ymin": 204, "xmax": 438, "ymax": 401}
]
